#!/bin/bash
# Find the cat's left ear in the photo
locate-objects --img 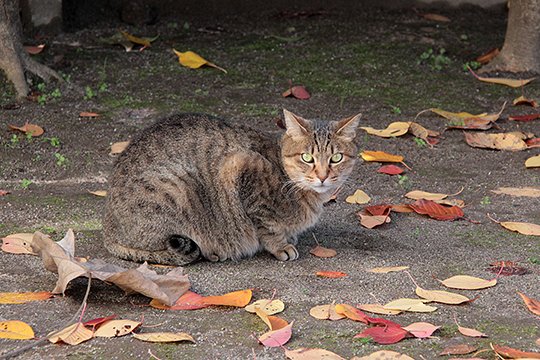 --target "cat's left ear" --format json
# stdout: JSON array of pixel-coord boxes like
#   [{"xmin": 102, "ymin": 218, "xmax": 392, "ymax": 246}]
[
  {"xmin": 334, "ymin": 113, "xmax": 361, "ymax": 141},
  {"xmin": 283, "ymin": 109, "xmax": 311, "ymax": 139}
]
